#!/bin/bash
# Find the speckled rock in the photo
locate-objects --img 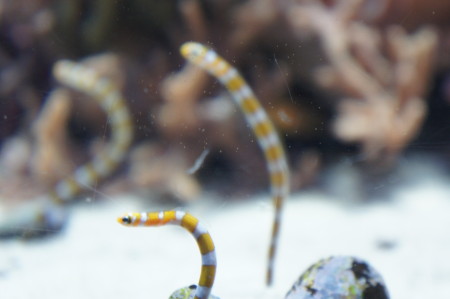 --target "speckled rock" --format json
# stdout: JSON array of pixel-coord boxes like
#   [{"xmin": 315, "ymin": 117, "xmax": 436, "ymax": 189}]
[{"xmin": 285, "ymin": 256, "xmax": 389, "ymax": 299}]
